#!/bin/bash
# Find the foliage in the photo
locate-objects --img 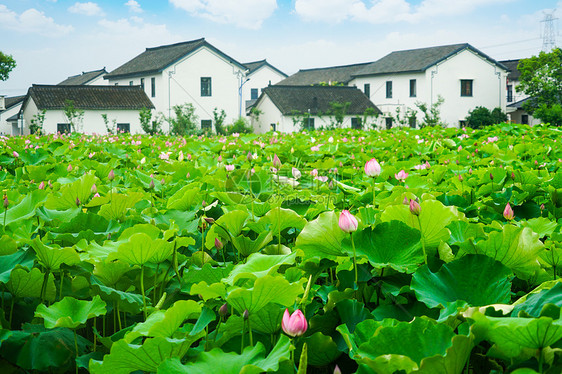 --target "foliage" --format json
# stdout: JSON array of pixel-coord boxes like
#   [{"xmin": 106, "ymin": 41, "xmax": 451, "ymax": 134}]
[
  {"xmin": 63, "ymin": 99, "xmax": 84, "ymax": 132},
  {"xmin": 0, "ymin": 123, "xmax": 562, "ymax": 373},
  {"xmin": 393, "ymin": 106, "xmax": 417, "ymax": 128},
  {"xmin": 363, "ymin": 107, "xmax": 379, "ymax": 130},
  {"xmin": 226, "ymin": 117, "xmax": 253, "ymax": 134},
  {"xmin": 29, "ymin": 109, "xmax": 46, "ymax": 135},
  {"xmin": 101, "ymin": 114, "xmax": 117, "ymax": 134},
  {"xmin": 415, "ymin": 95, "xmax": 444, "ymax": 127},
  {"xmin": 0, "ymin": 51, "xmax": 16, "ymax": 81},
  {"xmin": 290, "ymin": 110, "xmax": 314, "ymax": 131},
  {"xmin": 139, "ymin": 107, "xmax": 162, "ymax": 135},
  {"xmin": 327, "ymin": 101, "xmax": 351, "ymax": 129},
  {"xmin": 213, "ymin": 107, "xmax": 227, "ymax": 135},
  {"xmin": 465, "ymin": 106, "xmax": 508, "ymax": 129},
  {"xmin": 518, "ymin": 48, "xmax": 562, "ymax": 125},
  {"xmin": 169, "ymin": 103, "xmax": 198, "ymax": 136}
]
